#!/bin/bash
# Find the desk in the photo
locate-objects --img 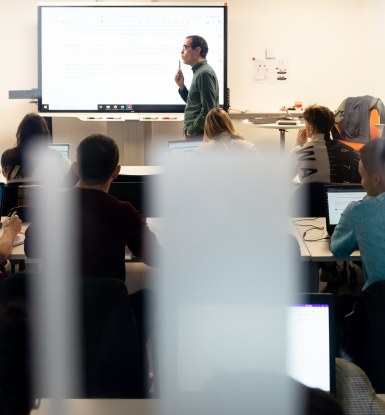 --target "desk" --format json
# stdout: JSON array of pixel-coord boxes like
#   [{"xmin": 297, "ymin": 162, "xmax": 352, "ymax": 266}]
[
  {"xmin": 244, "ymin": 120, "xmax": 304, "ymax": 150},
  {"xmin": 32, "ymin": 399, "xmax": 159, "ymax": 415},
  {"xmin": 293, "ymin": 217, "xmax": 361, "ymax": 292},
  {"xmin": 7, "ymin": 219, "xmax": 162, "ymax": 263}
]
